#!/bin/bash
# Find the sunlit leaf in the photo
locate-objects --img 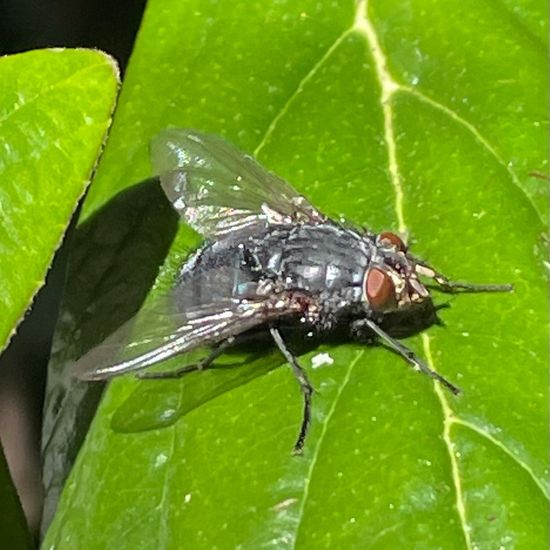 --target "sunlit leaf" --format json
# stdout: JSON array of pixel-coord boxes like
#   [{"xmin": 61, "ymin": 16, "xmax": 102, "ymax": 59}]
[
  {"xmin": 0, "ymin": 48, "xmax": 118, "ymax": 546},
  {"xmin": 0, "ymin": 49, "xmax": 119, "ymax": 349},
  {"xmin": 44, "ymin": 1, "xmax": 548, "ymax": 548}
]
